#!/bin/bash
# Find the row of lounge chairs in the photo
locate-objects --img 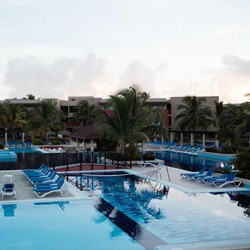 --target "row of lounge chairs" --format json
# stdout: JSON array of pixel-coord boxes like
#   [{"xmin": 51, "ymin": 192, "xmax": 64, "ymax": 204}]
[
  {"xmin": 180, "ymin": 166, "xmax": 242, "ymax": 188},
  {"xmin": 22, "ymin": 164, "xmax": 68, "ymax": 198}
]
